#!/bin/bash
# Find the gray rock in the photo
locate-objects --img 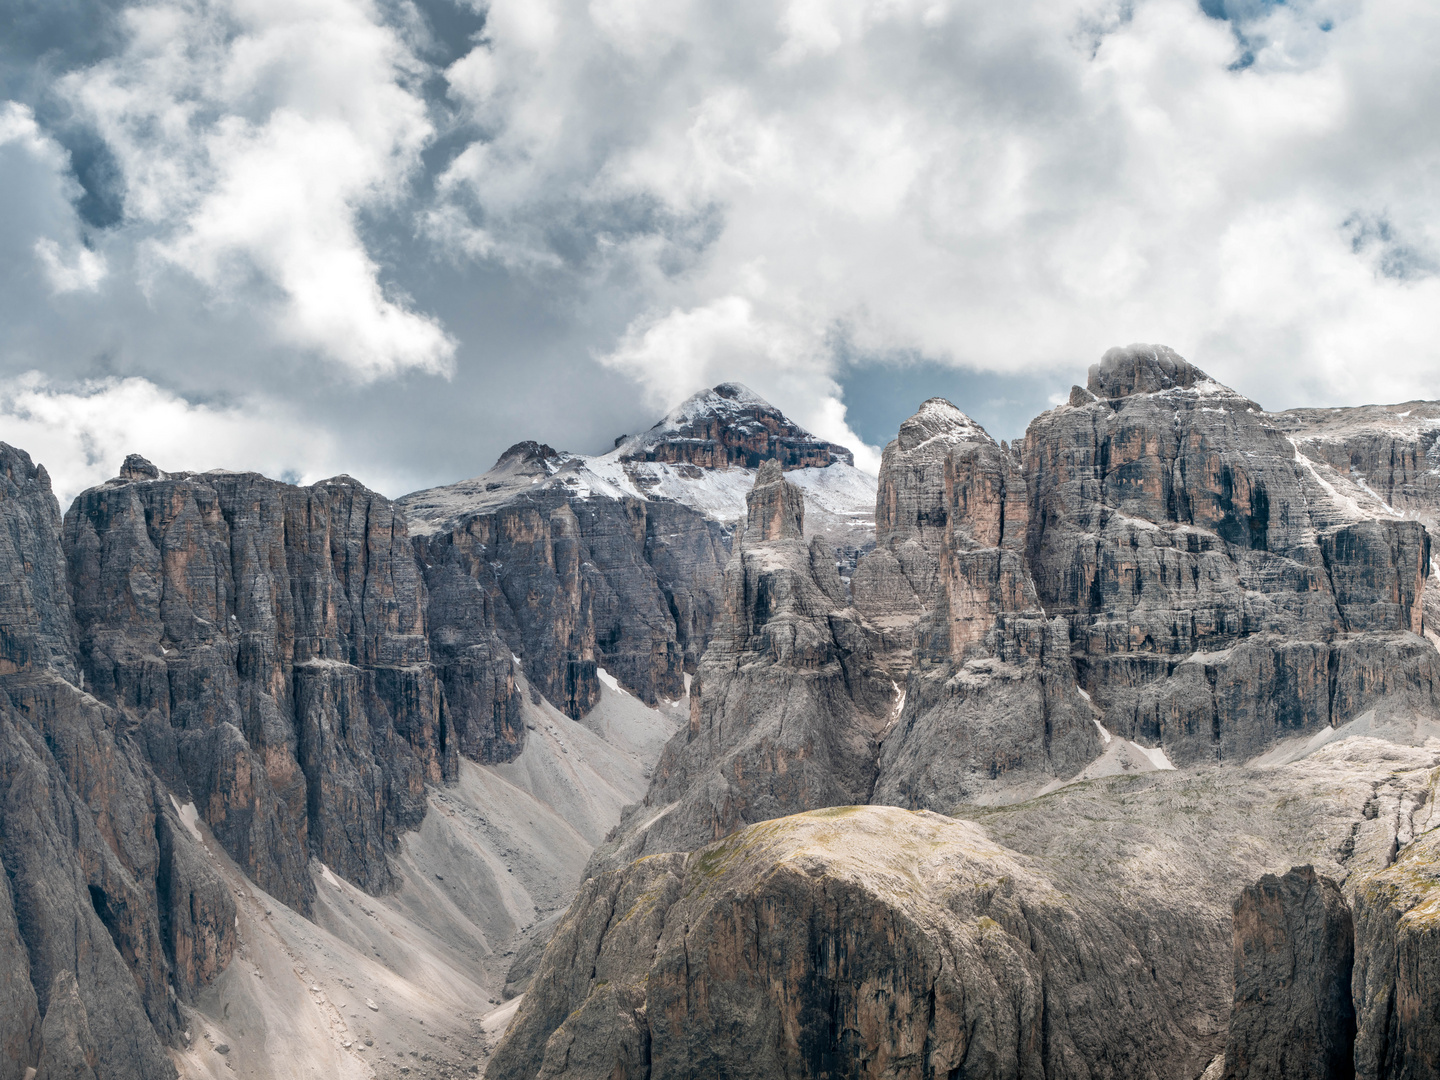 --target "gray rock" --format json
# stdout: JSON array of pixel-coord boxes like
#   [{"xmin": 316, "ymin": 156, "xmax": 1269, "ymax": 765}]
[
  {"xmin": 616, "ymin": 382, "xmax": 854, "ymax": 470},
  {"xmin": 34, "ymin": 971, "xmax": 97, "ymax": 1080},
  {"xmin": 1222, "ymin": 866, "xmax": 1355, "ymax": 1080},
  {"xmin": 589, "ymin": 464, "xmax": 891, "ymax": 868},
  {"xmin": 861, "ymin": 399, "xmax": 1100, "ymax": 808},
  {"xmin": 1351, "ymin": 827, "xmax": 1440, "ymax": 1080},
  {"xmin": 0, "ymin": 846, "xmax": 40, "ymax": 1080},
  {"xmin": 62, "ymin": 467, "xmax": 456, "ymax": 906},
  {"xmin": 1023, "ymin": 345, "xmax": 1437, "ymax": 765}
]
